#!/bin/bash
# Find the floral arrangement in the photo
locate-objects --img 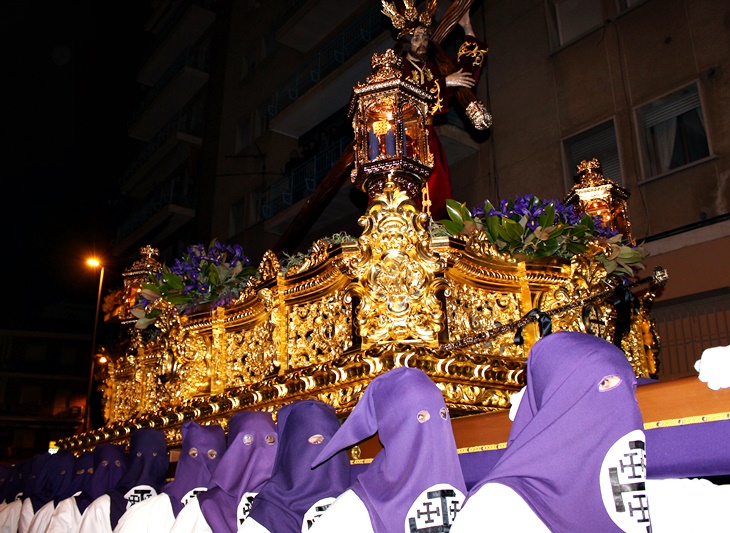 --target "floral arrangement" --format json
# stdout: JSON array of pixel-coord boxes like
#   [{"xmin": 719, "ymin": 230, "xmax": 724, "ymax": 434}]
[
  {"xmin": 279, "ymin": 232, "xmax": 355, "ymax": 274},
  {"xmin": 440, "ymin": 195, "xmax": 646, "ymax": 277},
  {"xmin": 132, "ymin": 240, "xmax": 257, "ymax": 329}
]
